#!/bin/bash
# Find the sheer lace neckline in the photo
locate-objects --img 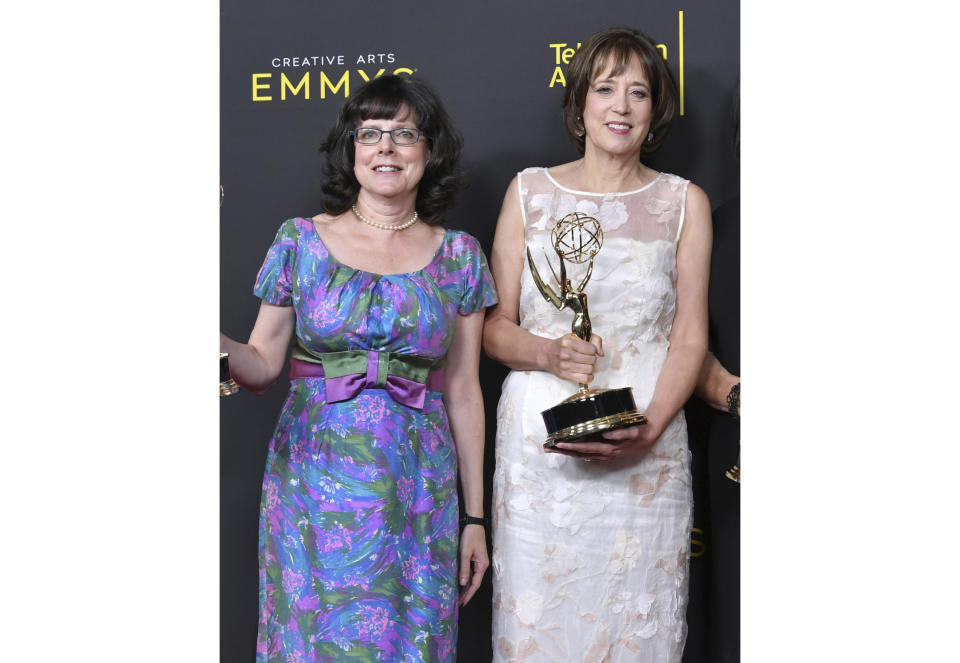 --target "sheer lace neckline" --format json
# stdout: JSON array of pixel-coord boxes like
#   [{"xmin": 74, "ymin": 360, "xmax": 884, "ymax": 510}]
[{"xmin": 543, "ymin": 168, "xmax": 663, "ymax": 197}]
